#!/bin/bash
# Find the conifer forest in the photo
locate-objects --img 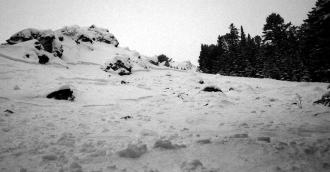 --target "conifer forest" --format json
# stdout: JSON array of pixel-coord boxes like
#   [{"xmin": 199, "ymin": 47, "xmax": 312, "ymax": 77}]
[{"xmin": 198, "ymin": 0, "xmax": 330, "ymax": 82}]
